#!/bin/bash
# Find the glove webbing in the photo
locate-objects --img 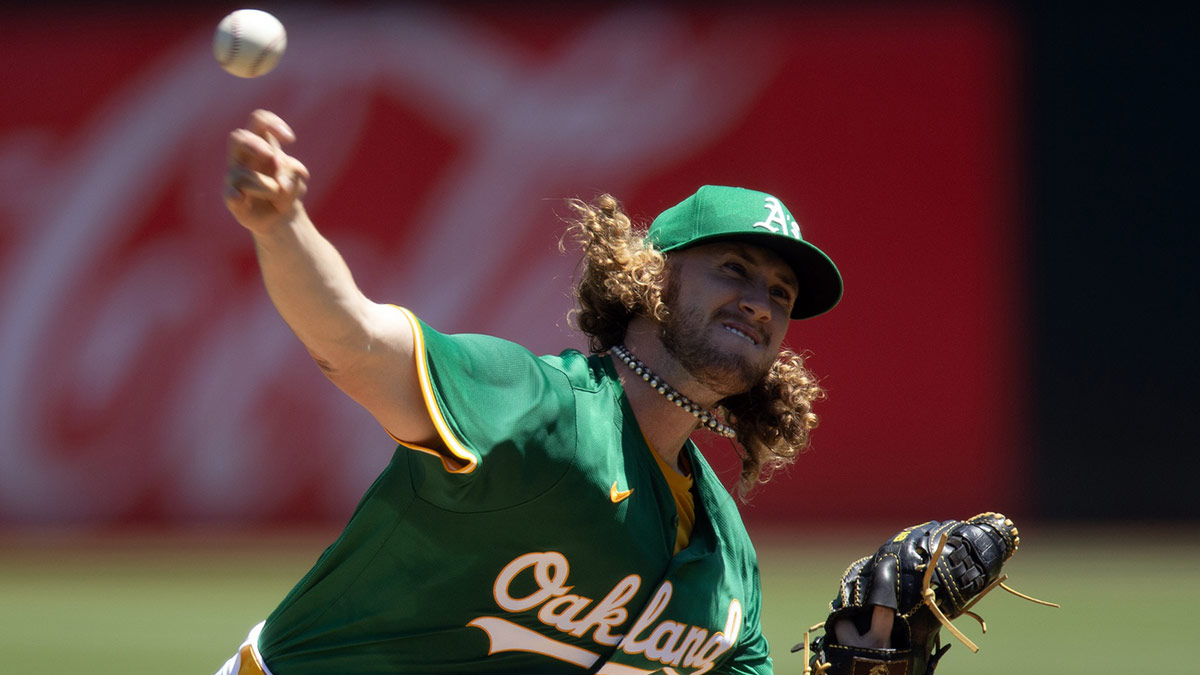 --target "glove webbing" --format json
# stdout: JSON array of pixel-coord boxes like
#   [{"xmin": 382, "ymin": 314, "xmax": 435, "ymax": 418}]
[{"xmin": 920, "ymin": 532, "xmax": 1060, "ymax": 653}]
